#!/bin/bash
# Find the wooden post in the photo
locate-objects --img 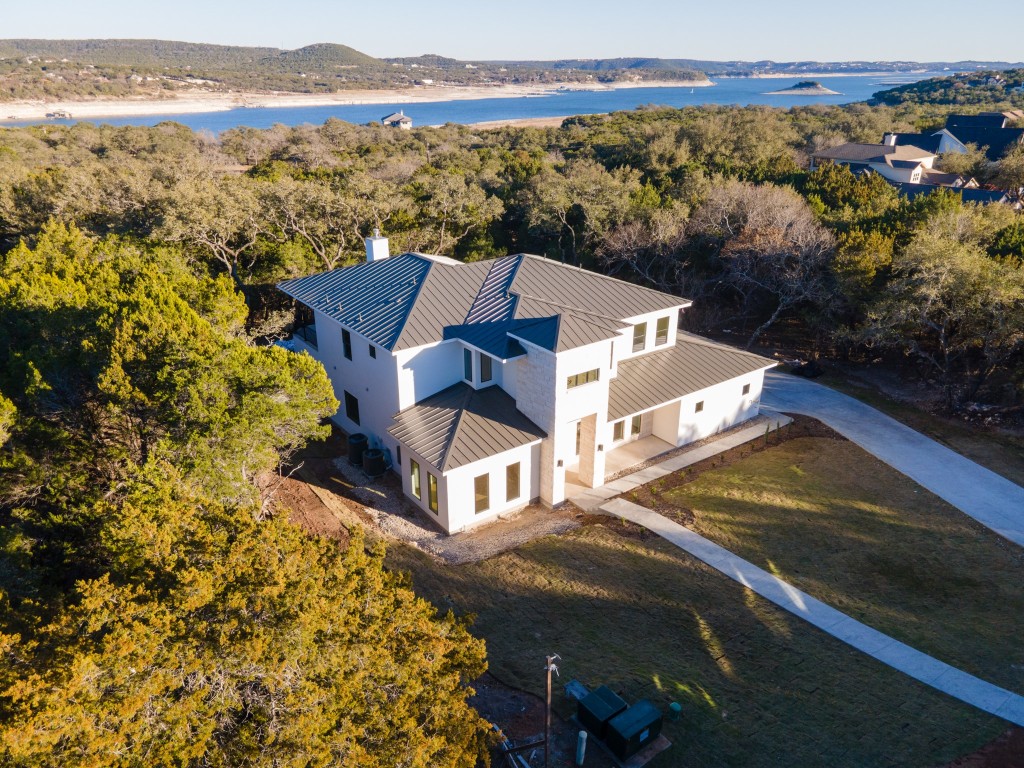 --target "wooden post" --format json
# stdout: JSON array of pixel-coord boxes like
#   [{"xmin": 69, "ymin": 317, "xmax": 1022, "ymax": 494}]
[{"xmin": 545, "ymin": 654, "xmax": 560, "ymax": 768}]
